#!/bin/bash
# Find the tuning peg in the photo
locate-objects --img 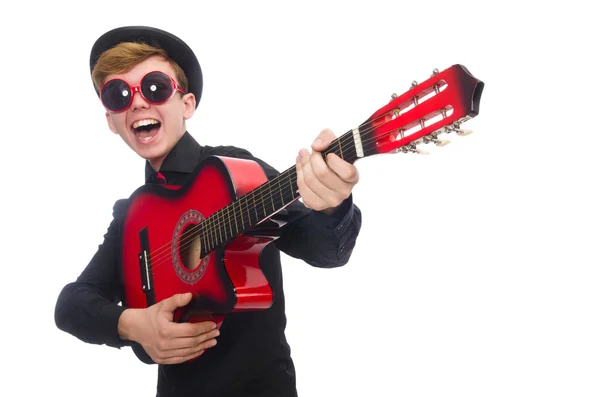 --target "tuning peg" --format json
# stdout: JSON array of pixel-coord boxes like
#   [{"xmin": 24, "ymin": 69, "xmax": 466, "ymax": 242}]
[
  {"xmin": 443, "ymin": 125, "xmax": 458, "ymax": 134},
  {"xmin": 456, "ymin": 128, "xmax": 474, "ymax": 136},
  {"xmin": 431, "ymin": 68, "xmax": 439, "ymax": 76},
  {"xmin": 410, "ymin": 80, "xmax": 418, "ymax": 89},
  {"xmin": 430, "ymin": 135, "xmax": 451, "ymax": 147},
  {"xmin": 396, "ymin": 143, "xmax": 429, "ymax": 155},
  {"xmin": 423, "ymin": 132, "xmax": 450, "ymax": 147}
]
